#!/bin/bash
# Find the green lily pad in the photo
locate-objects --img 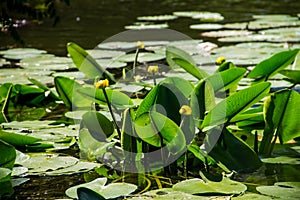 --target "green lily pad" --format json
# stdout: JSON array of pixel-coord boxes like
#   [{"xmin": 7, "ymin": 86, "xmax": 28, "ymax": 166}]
[
  {"xmin": 252, "ymin": 14, "xmax": 299, "ymax": 21},
  {"xmin": 116, "ymin": 52, "xmax": 165, "ymax": 63},
  {"xmin": 190, "ymin": 23, "xmax": 224, "ymax": 30},
  {"xmin": 20, "ymin": 153, "xmax": 78, "ymax": 174},
  {"xmin": 86, "ymin": 49, "xmax": 126, "ymax": 59},
  {"xmin": 137, "ymin": 188, "xmax": 210, "ymax": 200},
  {"xmin": 173, "ymin": 177, "xmax": 247, "ymax": 195},
  {"xmin": 65, "ymin": 177, "xmax": 137, "ymax": 199},
  {"xmin": 0, "ymin": 58, "xmax": 9, "ymax": 67},
  {"xmin": 173, "ymin": 11, "xmax": 224, "ymax": 22},
  {"xmin": 95, "ymin": 59, "xmax": 127, "ymax": 69},
  {"xmin": 45, "ymin": 161, "xmax": 100, "ymax": 176},
  {"xmin": 262, "ymin": 156, "xmax": 300, "ymax": 165},
  {"xmin": 256, "ymin": 182, "xmax": 300, "ymax": 200},
  {"xmin": 248, "ymin": 20, "xmax": 300, "ymax": 30},
  {"xmin": 201, "ymin": 30, "xmax": 253, "ymax": 38},
  {"xmin": 125, "ymin": 23, "xmax": 168, "ymax": 30},
  {"xmin": 223, "ymin": 22, "xmax": 249, "ymax": 30},
  {"xmin": 232, "ymin": 193, "xmax": 272, "ymax": 200},
  {"xmin": 137, "ymin": 15, "xmax": 178, "ymax": 21},
  {"xmin": 0, "ymin": 48, "xmax": 47, "ymax": 60},
  {"xmin": 98, "ymin": 42, "xmax": 137, "ymax": 50},
  {"xmin": 51, "ymin": 71, "xmax": 86, "ymax": 79},
  {"xmin": 11, "ymin": 167, "xmax": 28, "ymax": 176}
]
